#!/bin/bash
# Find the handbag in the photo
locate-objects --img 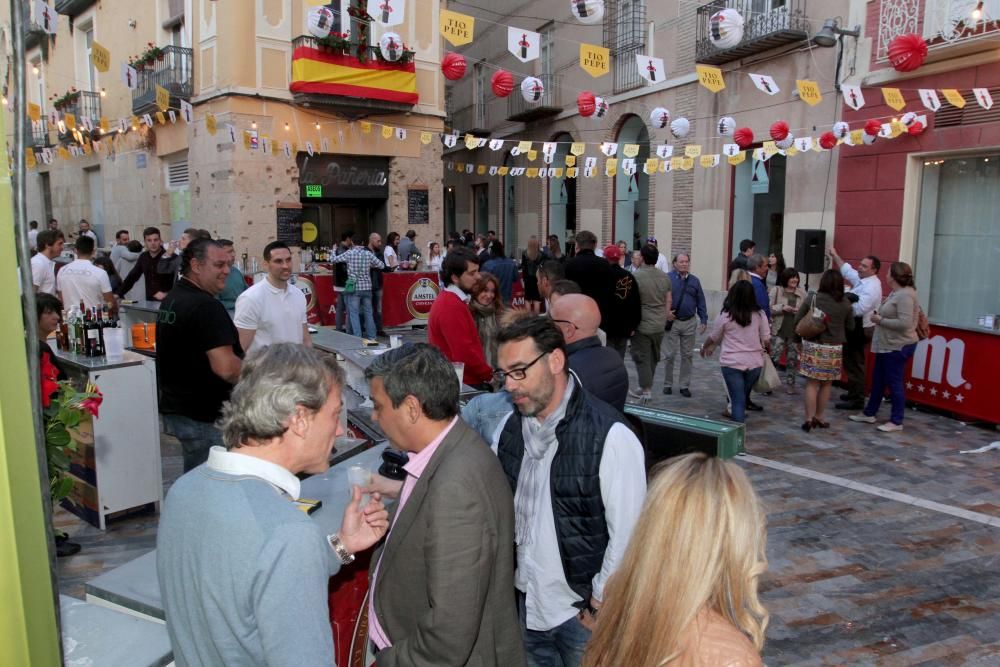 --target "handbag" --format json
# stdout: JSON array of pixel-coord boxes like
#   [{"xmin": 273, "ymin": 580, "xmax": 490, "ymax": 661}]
[
  {"xmin": 794, "ymin": 293, "xmax": 827, "ymax": 339},
  {"xmin": 344, "ymin": 275, "xmax": 357, "ymax": 293},
  {"xmin": 753, "ymin": 352, "xmax": 781, "ymax": 393},
  {"xmin": 916, "ymin": 305, "xmax": 930, "ymax": 340}
]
